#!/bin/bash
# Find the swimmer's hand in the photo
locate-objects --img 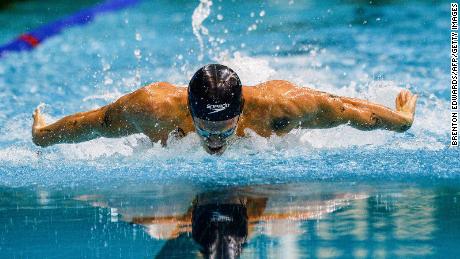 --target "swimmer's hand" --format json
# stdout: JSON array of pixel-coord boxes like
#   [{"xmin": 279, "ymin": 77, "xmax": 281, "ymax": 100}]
[
  {"xmin": 32, "ymin": 104, "xmax": 46, "ymax": 130},
  {"xmin": 395, "ymin": 89, "xmax": 417, "ymax": 124},
  {"xmin": 32, "ymin": 104, "xmax": 47, "ymax": 146}
]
